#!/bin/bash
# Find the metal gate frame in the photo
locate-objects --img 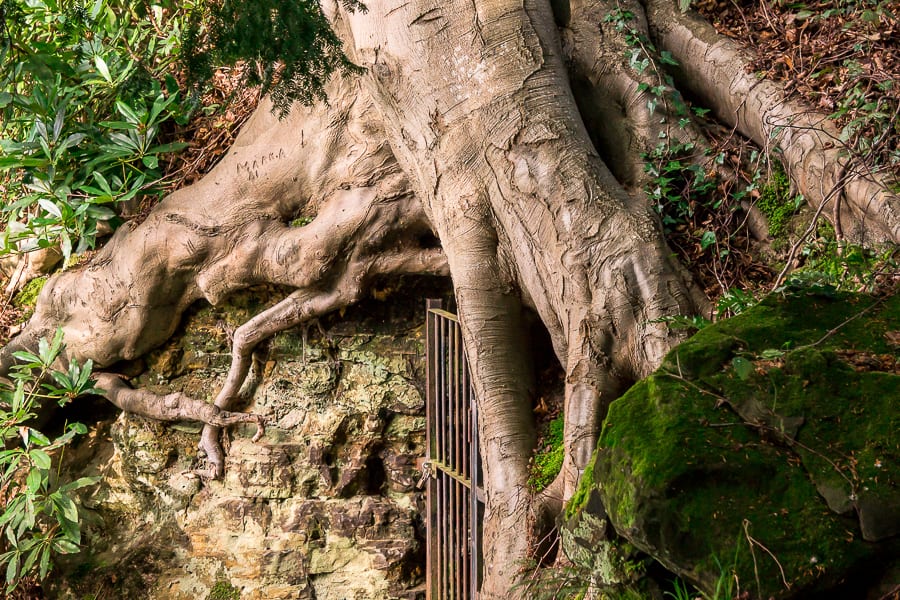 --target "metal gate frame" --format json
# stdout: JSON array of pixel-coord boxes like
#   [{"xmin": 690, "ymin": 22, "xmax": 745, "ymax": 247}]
[{"xmin": 424, "ymin": 299, "xmax": 484, "ymax": 600}]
